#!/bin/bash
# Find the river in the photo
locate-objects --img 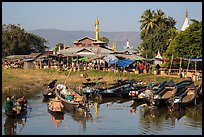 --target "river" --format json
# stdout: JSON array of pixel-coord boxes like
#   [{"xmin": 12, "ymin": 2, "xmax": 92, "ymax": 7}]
[{"xmin": 2, "ymin": 93, "xmax": 202, "ymax": 135}]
